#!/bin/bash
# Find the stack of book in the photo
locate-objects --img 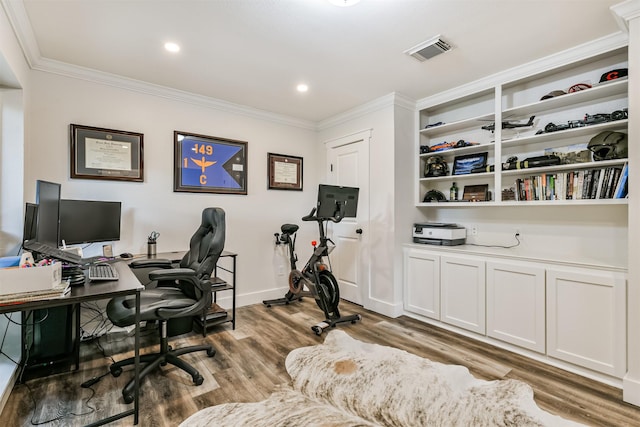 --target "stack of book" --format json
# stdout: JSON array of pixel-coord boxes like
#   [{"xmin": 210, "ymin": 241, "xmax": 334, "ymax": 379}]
[{"xmin": 513, "ymin": 163, "xmax": 628, "ymax": 201}]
